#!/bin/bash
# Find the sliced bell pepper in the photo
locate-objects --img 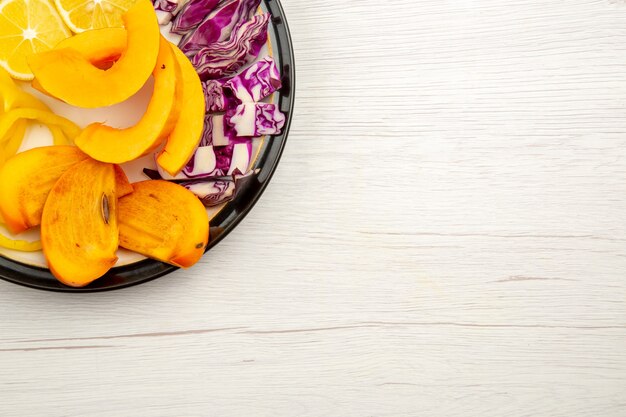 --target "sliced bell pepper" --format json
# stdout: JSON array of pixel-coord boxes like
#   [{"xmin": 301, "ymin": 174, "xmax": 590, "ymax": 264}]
[
  {"xmin": 0, "ymin": 108, "xmax": 80, "ymax": 144},
  {"xmin": 0, "ymin": 231, "xmax": 42, "ymax": 252}
]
